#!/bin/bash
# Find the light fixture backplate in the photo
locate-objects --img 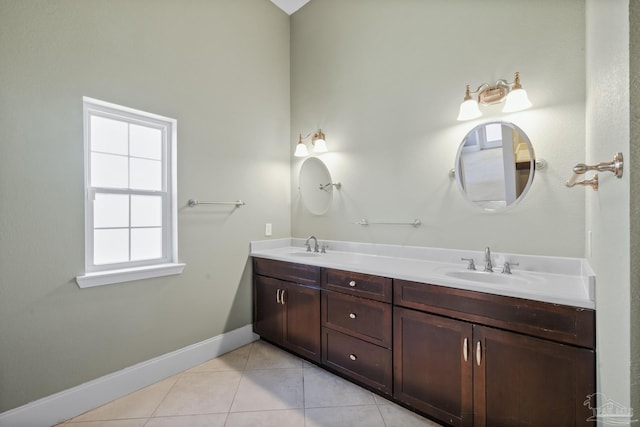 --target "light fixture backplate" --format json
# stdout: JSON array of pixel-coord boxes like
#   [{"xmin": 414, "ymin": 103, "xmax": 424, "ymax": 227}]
[{"xmin": 478, "ymin": 86, "xmax": 507, "ymax": 105}]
